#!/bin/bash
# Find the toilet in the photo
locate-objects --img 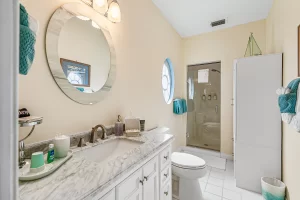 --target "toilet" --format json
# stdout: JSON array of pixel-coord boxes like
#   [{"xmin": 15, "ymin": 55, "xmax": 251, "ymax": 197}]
[{"xmin": 171, "ymin": 152, "xmax": 207, "ymax": 200}]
